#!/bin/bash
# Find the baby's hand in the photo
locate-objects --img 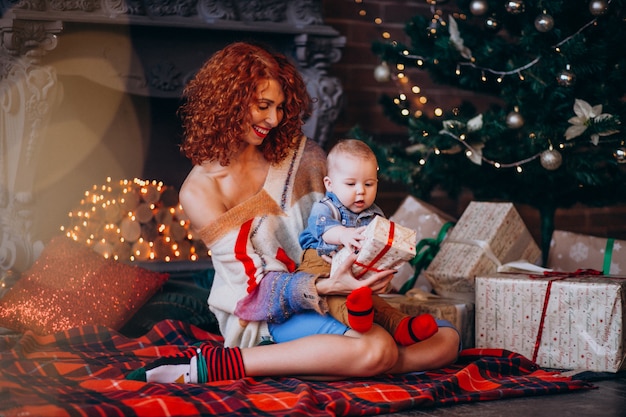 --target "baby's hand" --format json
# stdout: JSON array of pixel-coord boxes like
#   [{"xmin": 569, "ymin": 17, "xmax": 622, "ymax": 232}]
[{"xmin": 339, "ymin": 226, "xmax": 366, "ymax": 252}]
